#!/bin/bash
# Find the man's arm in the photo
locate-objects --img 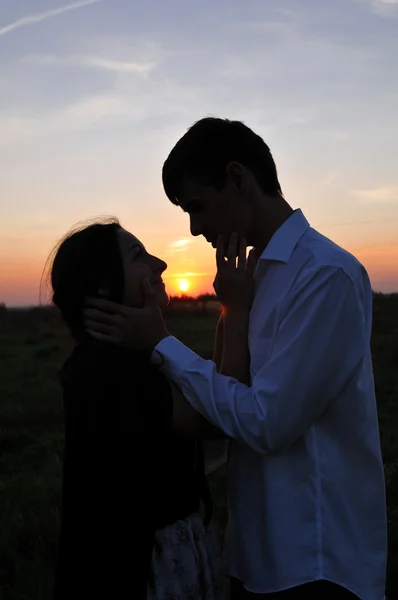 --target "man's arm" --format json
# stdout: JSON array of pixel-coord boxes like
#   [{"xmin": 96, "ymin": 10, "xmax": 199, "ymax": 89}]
[{"xmin": 155, "ymin": 267, "xmax": 367, "ymax": 455}]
